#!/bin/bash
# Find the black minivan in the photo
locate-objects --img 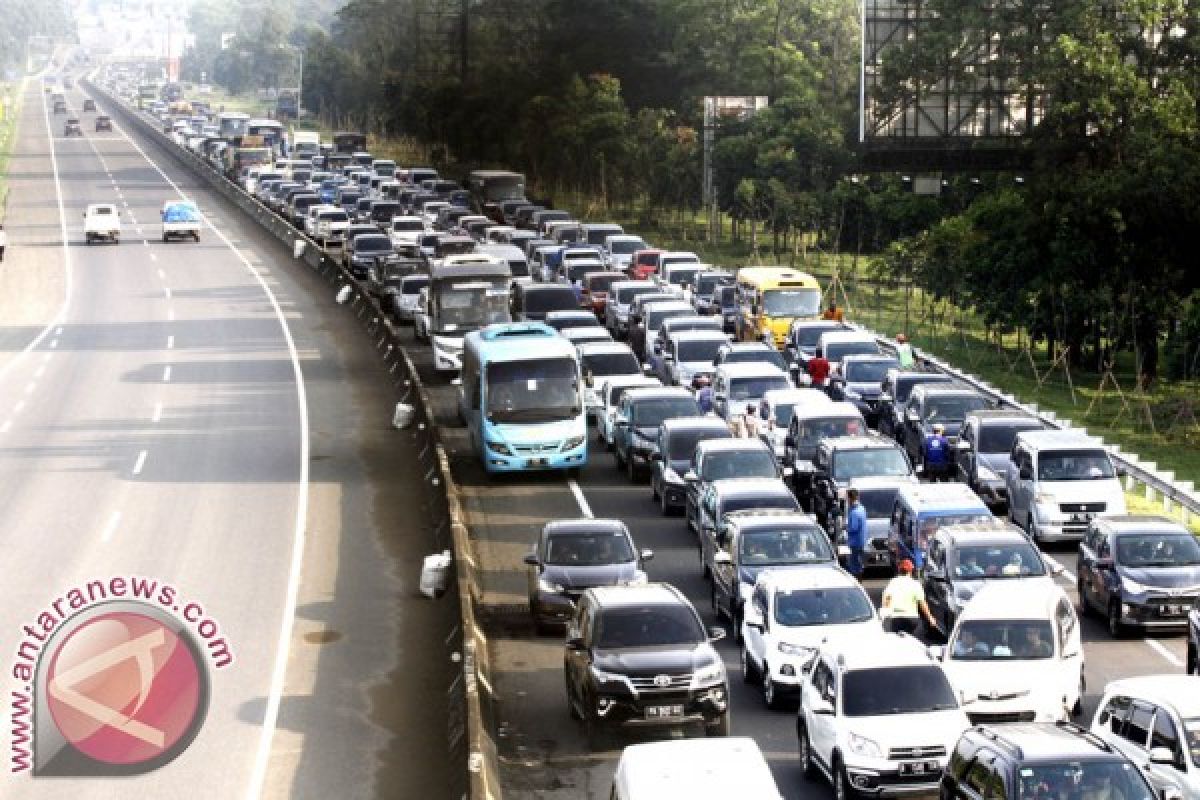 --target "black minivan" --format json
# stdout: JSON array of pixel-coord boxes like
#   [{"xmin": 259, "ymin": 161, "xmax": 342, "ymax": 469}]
[{"xmin": 512, "ymin": 284, "xmax": 580, "ymax": 322}]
